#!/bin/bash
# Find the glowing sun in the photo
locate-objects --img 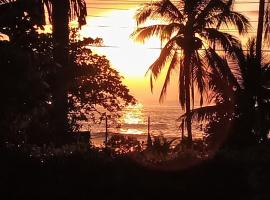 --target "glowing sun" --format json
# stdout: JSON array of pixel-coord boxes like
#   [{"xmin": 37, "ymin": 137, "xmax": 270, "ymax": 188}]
[{"xmin": 80, "ymin": 9, "xmax": 161, "ymax": 78}]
